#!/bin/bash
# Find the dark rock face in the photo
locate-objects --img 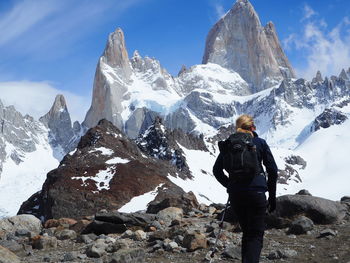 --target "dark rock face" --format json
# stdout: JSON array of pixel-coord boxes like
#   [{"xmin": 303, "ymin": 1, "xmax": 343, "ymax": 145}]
[
  {"xmin": 18, "ymin": 119, "xmax": 185, "ymax": 220},
  {"xmin": 285, "ymin": 155, "xmax": 307, "ymax": 169},
  {"xmin": 147, "ymin": 185, "xmax": 199, "ymax": 214},
  {"xmin": 287, "ymin": 216, "xmax": 314, "ymax": 235},
  {"xmin": 311, "ymin": 108, "xmax": 348, "ymax": 131},
  {"xmin": 136, "ymin": 117, "xmax": 207, "ymax": 178},
  {"xmin": 39, "ymin": 95, "xmax": 81, "ymax": 159},
  {"xmin": 275, "ymin": 195, "xmax": 347, "ymax": 224}
]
